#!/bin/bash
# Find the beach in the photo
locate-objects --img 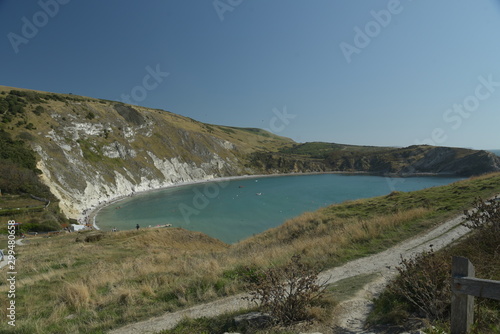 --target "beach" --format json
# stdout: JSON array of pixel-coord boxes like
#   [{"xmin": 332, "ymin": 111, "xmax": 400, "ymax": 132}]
[
  {"xmin": 86, "ymin": 172, "xmax": 463, "ymax": 239},
  {"xmin": 84, "ymin": 173, "xmax": 277, "ymax": 230},
  {"xmin": 84, "ymin": 171, "xmax": 361, "ymax": 230}
]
